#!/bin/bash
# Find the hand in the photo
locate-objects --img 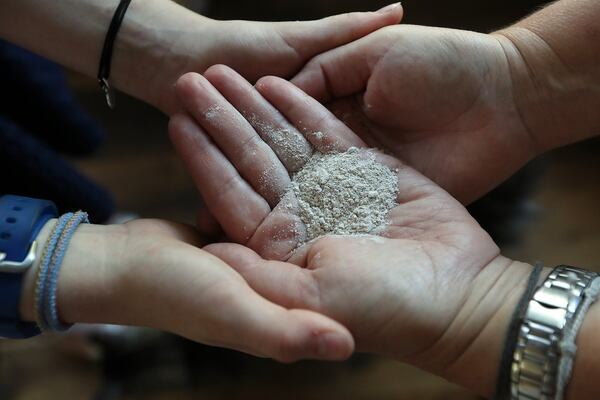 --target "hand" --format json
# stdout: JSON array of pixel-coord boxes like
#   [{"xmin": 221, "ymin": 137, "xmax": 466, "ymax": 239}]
[
  {"xmin": 168, "ymin": 66, "xmax": 529, "ymax": 396},
  {"xmin": 125, "ymin": 2, "xmax": 404, "ymax": 114},
  {"xmin": 291, "ymin": 24, "xmax": 538, "ymax": 204},
  {"xmin": 0, "ymin": 0, "xmax": 402, "ymax": 116},
  {"xmin": 20, "ymin": 218, "xmax": 355, "ymax": 363}
]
